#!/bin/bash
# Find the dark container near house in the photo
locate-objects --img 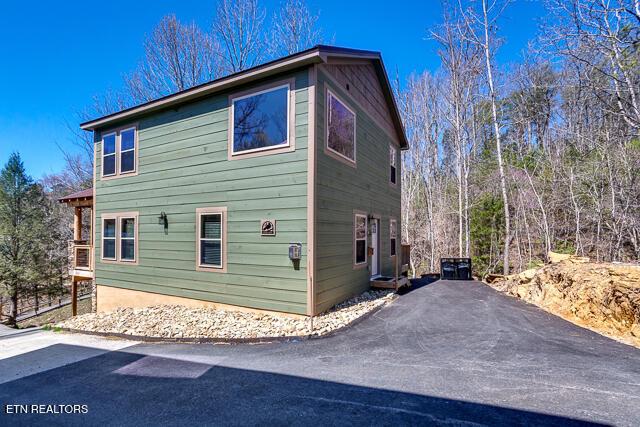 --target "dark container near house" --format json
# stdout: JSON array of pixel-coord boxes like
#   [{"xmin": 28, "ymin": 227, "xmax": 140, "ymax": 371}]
[{"xmin": 440, "ymin": 258, "xmax": 472, "ymax": 280}]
